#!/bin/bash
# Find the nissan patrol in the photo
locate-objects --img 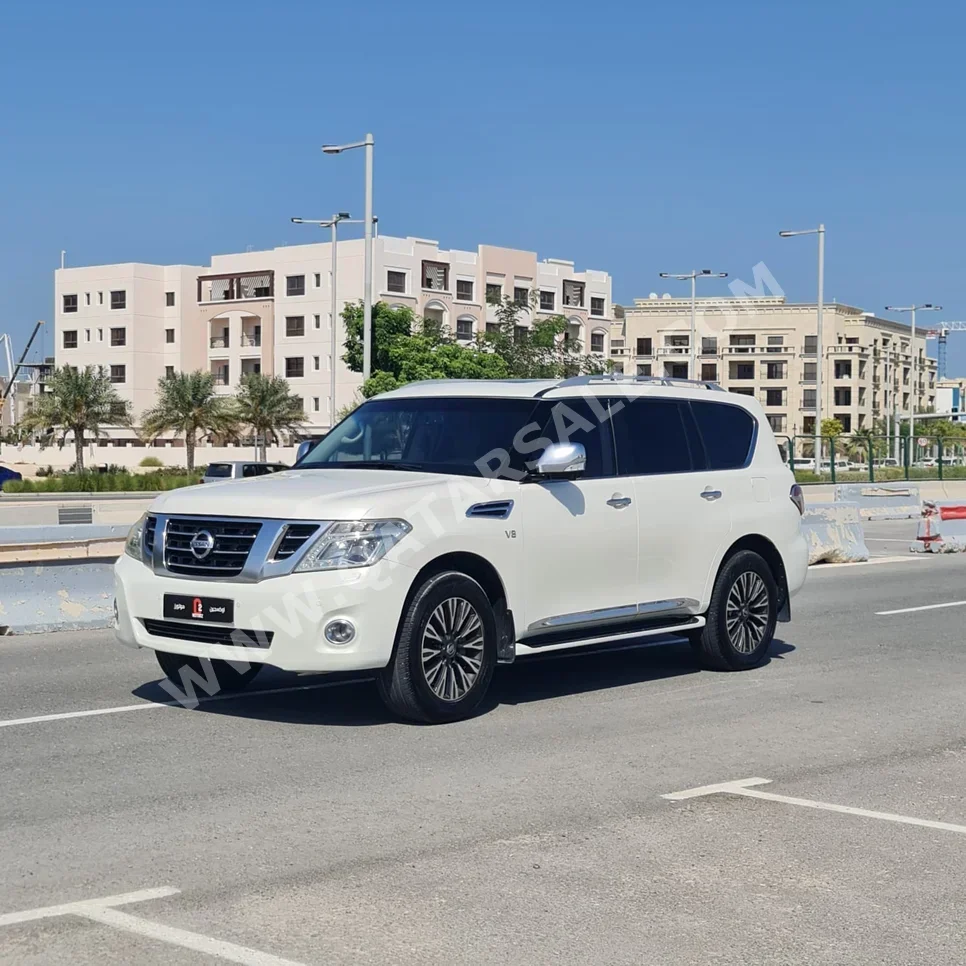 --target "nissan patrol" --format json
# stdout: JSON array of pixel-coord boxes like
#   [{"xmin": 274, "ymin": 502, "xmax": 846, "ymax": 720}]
[{"xmin": 115, "ymin": 375, "xmax": 808, "ymax": 723}]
